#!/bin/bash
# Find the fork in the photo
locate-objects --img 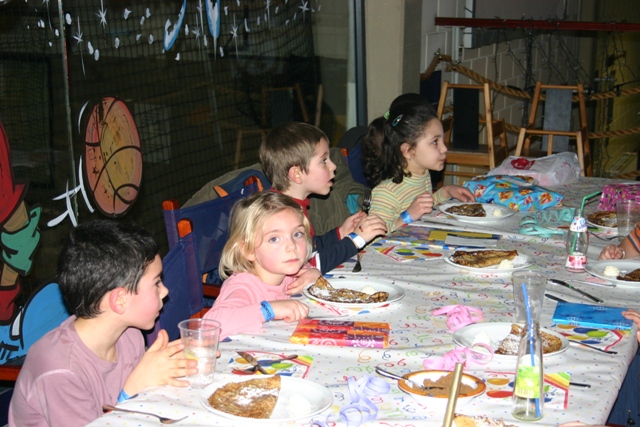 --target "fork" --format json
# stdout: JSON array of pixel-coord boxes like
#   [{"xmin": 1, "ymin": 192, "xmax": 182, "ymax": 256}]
[
  {"xmin": 103, "ymin": 404, "xmax": 188, "ymax": 424},
  {"xmin": 362, "ymin": 190, "xmax": 372, "ymax": 214}
]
